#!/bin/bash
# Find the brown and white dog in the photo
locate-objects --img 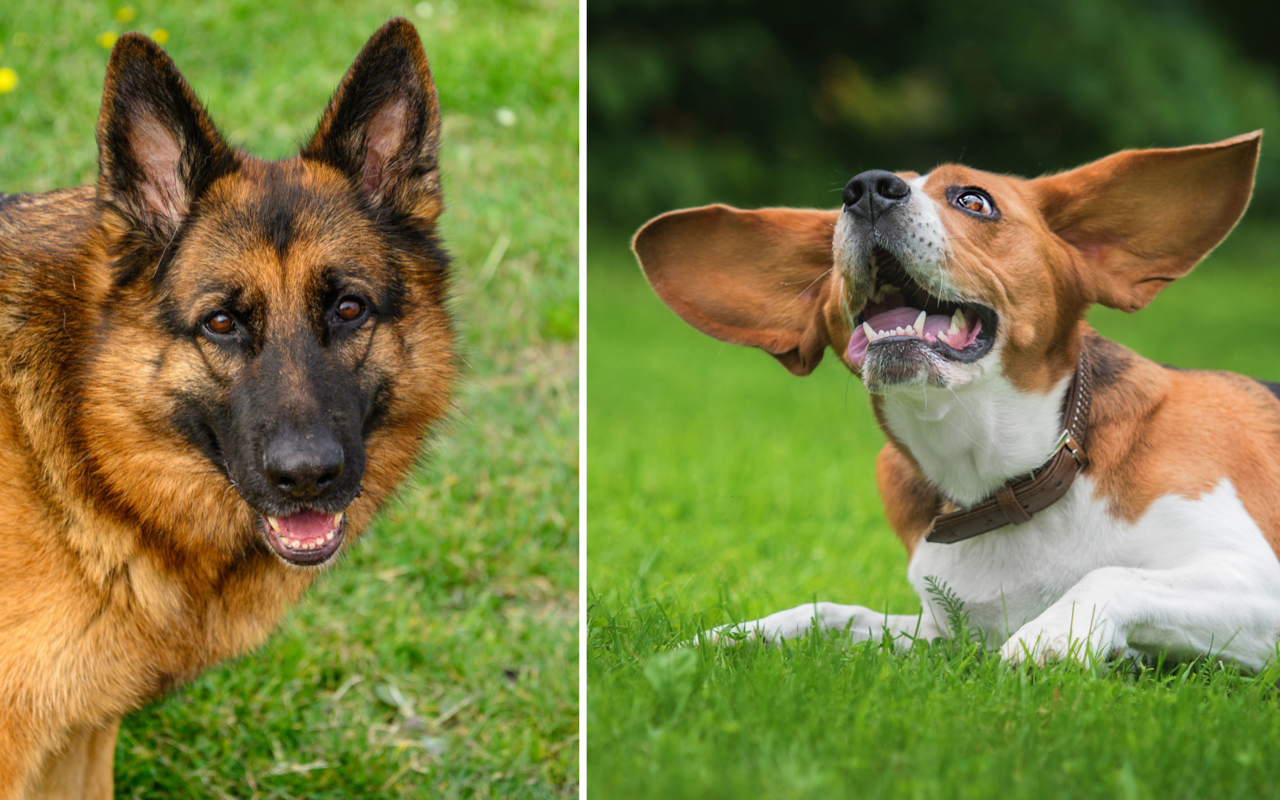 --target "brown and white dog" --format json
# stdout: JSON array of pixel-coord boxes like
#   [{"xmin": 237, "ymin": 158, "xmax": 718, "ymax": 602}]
[{"xmin": 632, "ymin": 132, "xmax": 1280, "ymax": 667}]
